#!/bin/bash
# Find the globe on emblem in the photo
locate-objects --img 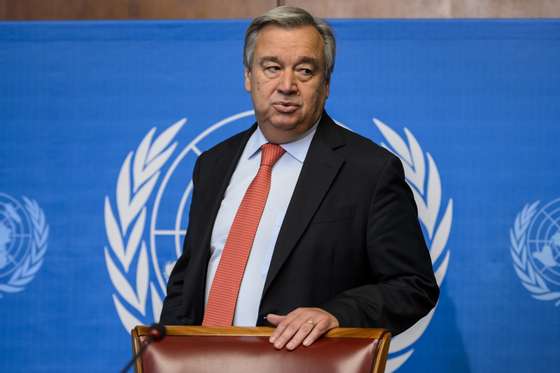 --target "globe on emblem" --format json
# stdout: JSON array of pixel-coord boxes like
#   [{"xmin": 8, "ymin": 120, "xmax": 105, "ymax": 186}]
[
  {"xmin": 526, "ymin": 198, "xmax": 560, "ymax": 287},
  {"xmin": 0, "ymin": 194, "xmax": 33, "ymax": 279},
  {"xmin": 0, "ymin": 222, "xmax": 11, "ymax": 268}
]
